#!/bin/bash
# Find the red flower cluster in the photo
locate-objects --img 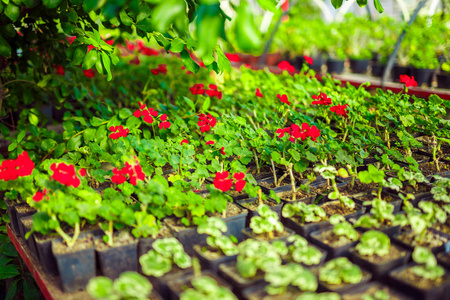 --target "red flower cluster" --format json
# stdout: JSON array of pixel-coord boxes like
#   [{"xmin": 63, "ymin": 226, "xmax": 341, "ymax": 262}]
[
  {"xmin": 206, "ymin": 84, "xmax": 222, "ymax": 100},
  {"xmin": 225, "ymin": 53, "xmax": 240, "ymax": 62},
  {"xmin": 213, "ymin": 171, "xmax": 246, "ymax": 192},
  {"xmin": 180, "ymin": 139, "xmax": 188, "ymax": 145},
  {"xmin": 206, "ymin": 140, "xmax": 215, "ymax": 145},
  {"xmin": 55, "ymin": 65, "xmax": 65, "ymax": 75},
  {"xmin": 399, "ymin": 75, "xmax": 417, "ymax": 88},
  {"xmin": 134, "ymin": 102, "xmax": 159, "ymax": 124},
  {"xmin": 84, "ymin": 69, "xmax": 95, "ymax": 78},
  {"xmin": 277, "ymin": 94, "xmax": 291, "ymax": 106},
  {"xmin": 137, "ymin": 41, "xmax": 159, "ymax": 56},
  {"xmin": 159, "ymin": 114, "xmax": 171, "ymax": 130},
  {"xmin": 330, "ymin": 104, "xmax": 349, "ymax": 118},
  {"xmin": 198, "ymin": 113, "xmax": 217, "ymax": 133},
  {"xmin": 50, "ymin": 163, "xmax": 83, "ymax": 188},
  {"xmin": 109, "ymin": 125, "xmax": 129, "ymax": 139},
  {"xmin": 151, "ymin": 64, "xmax": 167, "ymax": 75},
  {"xmin": 278, "ymin": 60, "xmax": 295, "ymax": 73},
  {"xmin": 111, "ymin": 162, "xmax": 146, "ymax": 185},
  {"xmin": 304, "ymin": 55, "xmax": 313, "ymax": 65},
  {"xmin": 255, "ymin": 88, "xmax": 263, "ymax": 98},
  {"xmin": 220, "ymin": 147, "xmax": 226, "ymax": 155},
  {"xmin": 33, "ymin": 188, "xmax": 48, "ymax": 202},
  {"xmin": 0, "ymin": 151, "xmax": 35, "ymax": 181},
  {"xmin": 276, "ymin": 123, "xmax": 320, "ymax": 142},
  {"xmin": 190, "ymin": 84, "xmax": 205, "ymax": 95},
  {"xmin": 312, "ymin": 92, "xmax": 332, "ymax": 106}
]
